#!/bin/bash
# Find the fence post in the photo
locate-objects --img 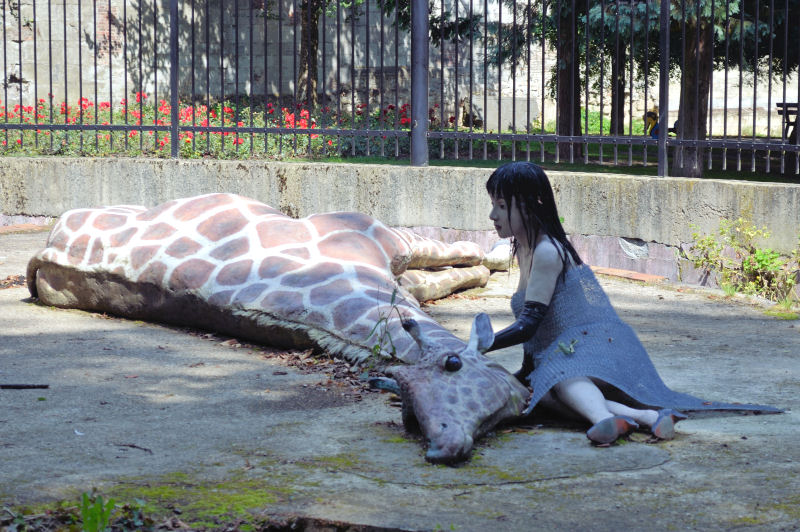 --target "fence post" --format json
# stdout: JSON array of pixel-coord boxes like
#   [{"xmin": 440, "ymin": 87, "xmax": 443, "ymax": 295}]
[
  {"xmin": 657, "ymin": 0, "xmax": 670, "ymax": 177},
  {"xmin": 170, "ymin": 0, "xmax": 179, "ymax": 158},
  {"xmin": 410, "ymin": 0, "xmax": 429, "ymax": 166}
]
